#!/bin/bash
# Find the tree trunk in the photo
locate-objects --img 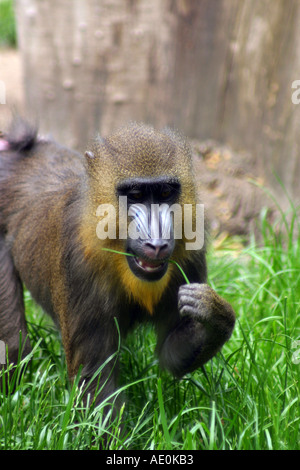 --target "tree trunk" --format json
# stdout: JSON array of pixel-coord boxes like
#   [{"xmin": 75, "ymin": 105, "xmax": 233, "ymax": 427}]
[
  {"xmin": 15, "ymin": 0, "xmax": 300, "ymax": 202},
  {"xmin": 15, "ymin": 0, "xmax": 174, "ymax": 150}
]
